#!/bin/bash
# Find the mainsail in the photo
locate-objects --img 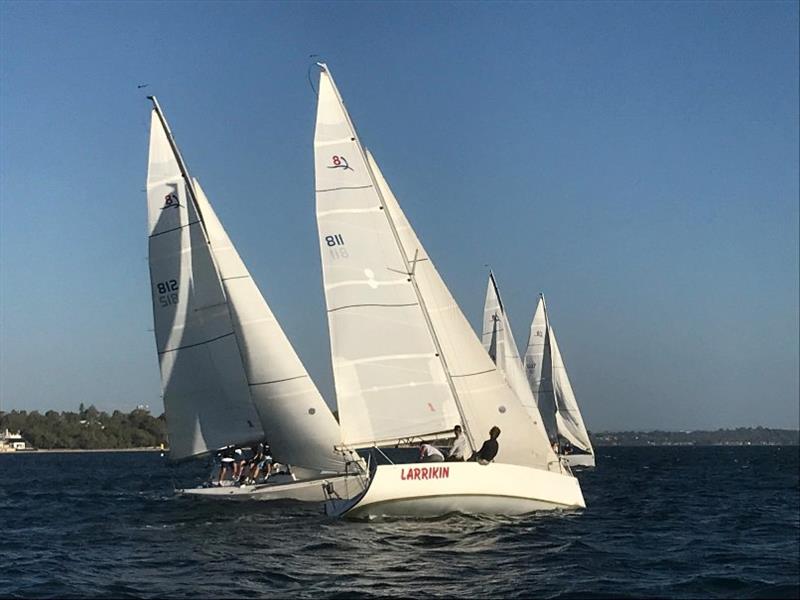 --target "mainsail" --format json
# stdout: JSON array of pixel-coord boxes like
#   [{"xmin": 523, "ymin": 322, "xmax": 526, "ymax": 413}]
[
  {"xmin": 147, "ymin": 98, "xmax": 344, "ymax": 471},
  {"xmin": 314, "ymin": 65, "xmax": 557, "ymax": 470},
  {"xmin": 524, "ymin": 296, "xmax": 593, "ymax": 456}
]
